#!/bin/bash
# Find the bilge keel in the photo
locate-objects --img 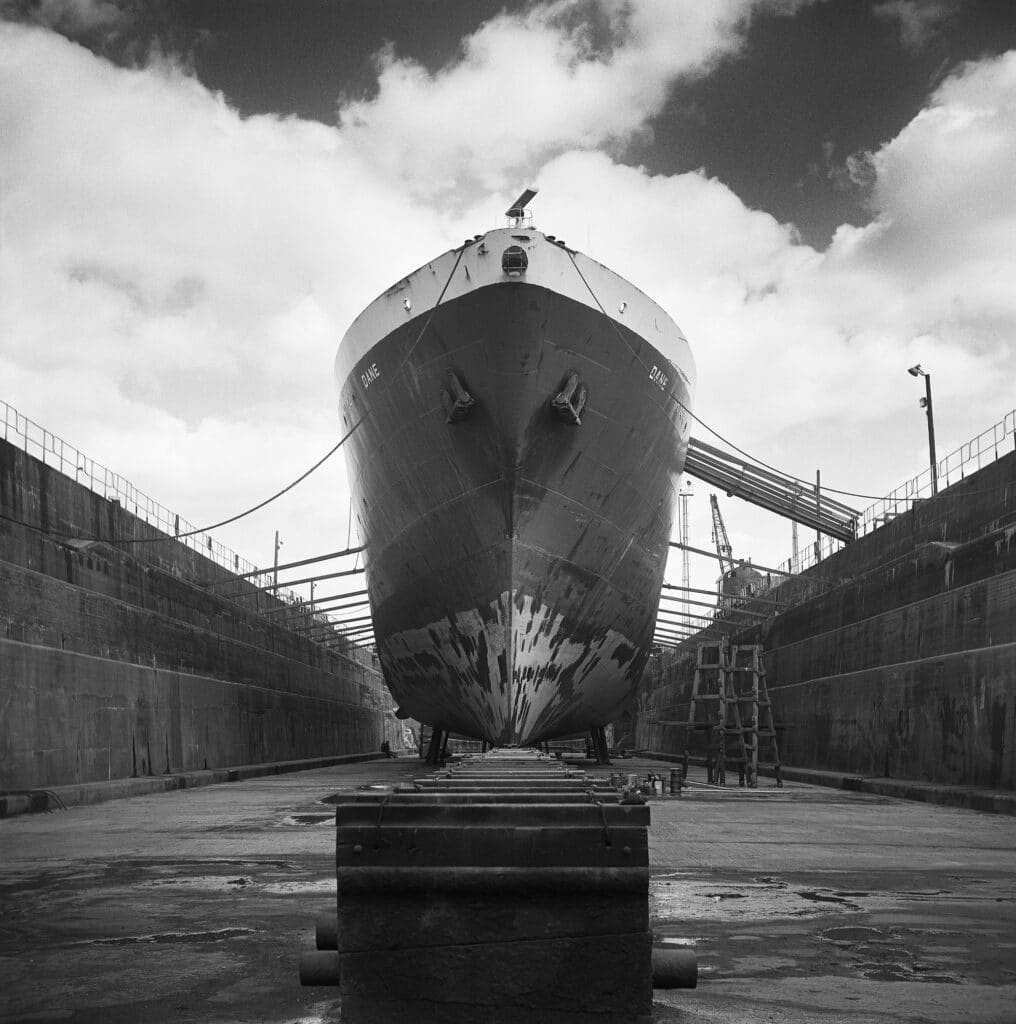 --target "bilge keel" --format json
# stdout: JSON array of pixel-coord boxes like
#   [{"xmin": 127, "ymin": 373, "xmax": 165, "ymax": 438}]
[{"xmin": 335, "ymin": 193, "xmax": 695, "ymax": 746}]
